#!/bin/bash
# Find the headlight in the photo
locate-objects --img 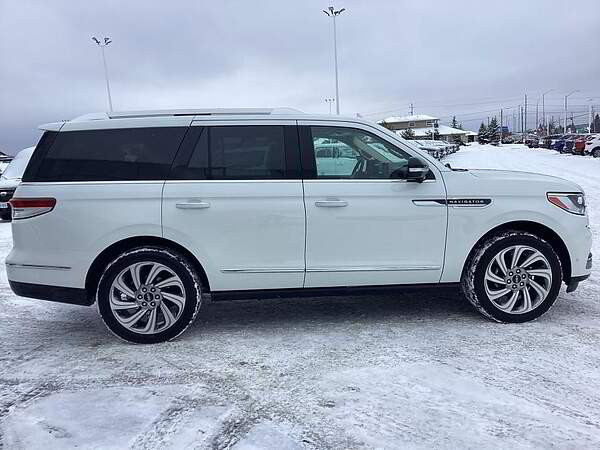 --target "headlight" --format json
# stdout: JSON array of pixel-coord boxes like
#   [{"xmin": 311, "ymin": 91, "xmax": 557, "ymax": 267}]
[{"xmin": 547, "ymin": 192, "xmax": 586, "ymax": 215}]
